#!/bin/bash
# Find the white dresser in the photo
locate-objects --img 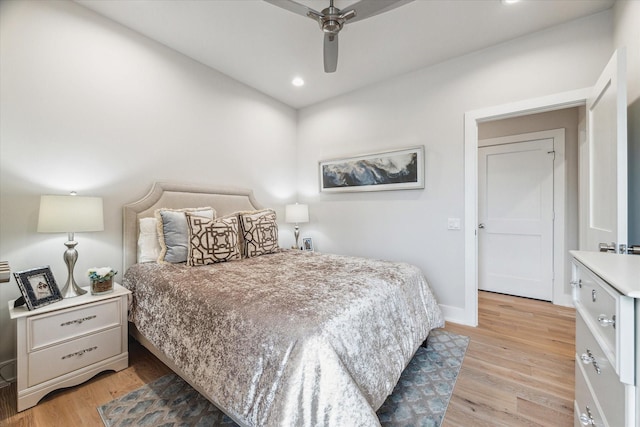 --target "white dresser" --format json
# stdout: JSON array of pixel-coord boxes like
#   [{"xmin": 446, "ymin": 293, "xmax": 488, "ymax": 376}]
[
  {"xmin": 571, "ymin": 251, "xmax": 640, "ymax": 427},
  {"xmin": 9, "ymin": 283, "xmax": 130, "ymax": 411}
]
